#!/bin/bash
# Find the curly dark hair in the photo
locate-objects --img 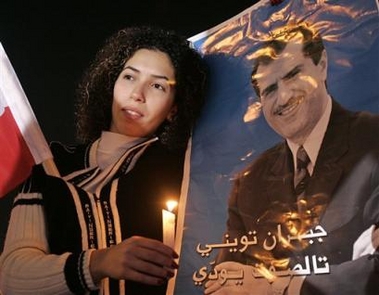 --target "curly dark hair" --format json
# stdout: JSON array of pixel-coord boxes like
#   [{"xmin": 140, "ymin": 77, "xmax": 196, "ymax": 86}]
[{"xmin": 75, "ymin": 26, "xmax": 208, "ymax": 150}]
